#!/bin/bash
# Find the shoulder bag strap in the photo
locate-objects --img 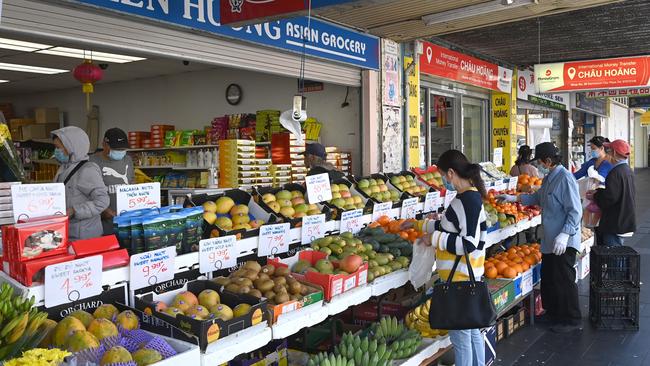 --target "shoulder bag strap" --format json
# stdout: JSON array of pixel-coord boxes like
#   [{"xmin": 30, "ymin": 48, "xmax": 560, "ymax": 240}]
[
  {"xmin": 63, "ymin": 161, "xmax": 87, "ymax": 185},
  {"xmin": 446, "ymin": 255, "xmax": 463, "ymax": 285},
  {"xmin": 446, "ymin": 251, "xmax": 478, "ymax": 285}
]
